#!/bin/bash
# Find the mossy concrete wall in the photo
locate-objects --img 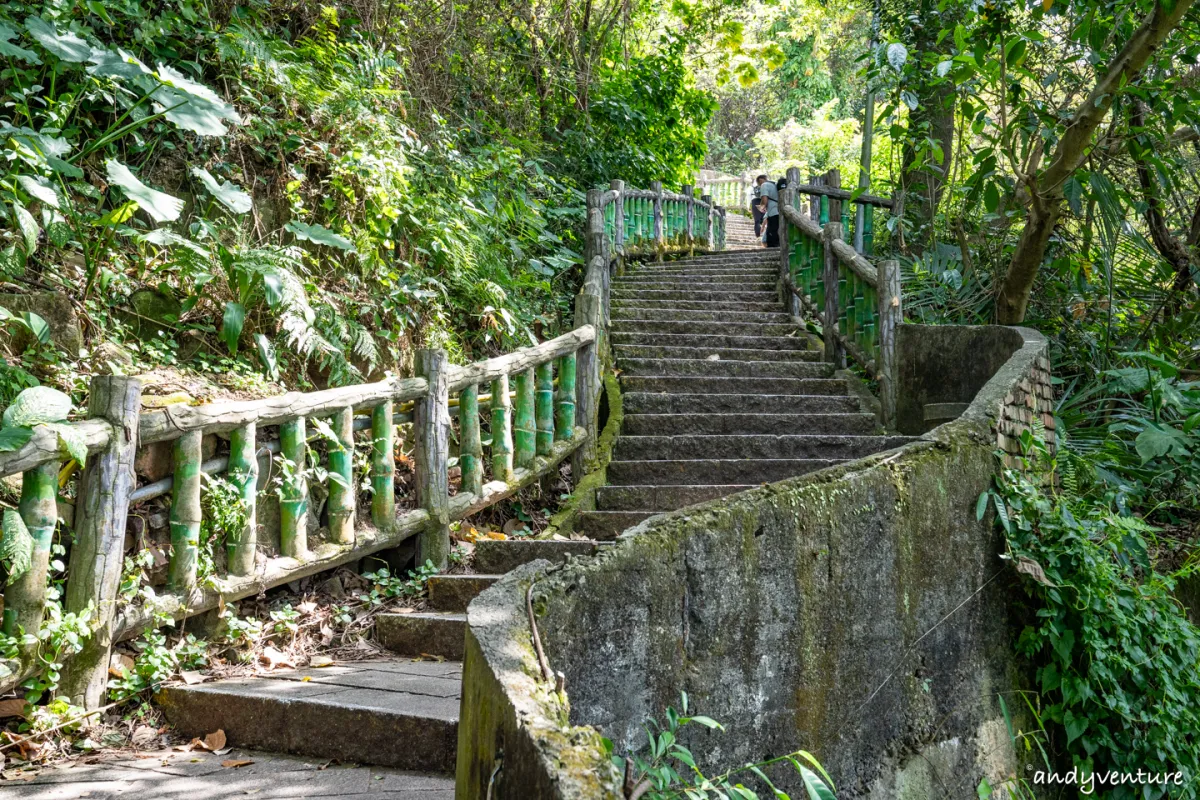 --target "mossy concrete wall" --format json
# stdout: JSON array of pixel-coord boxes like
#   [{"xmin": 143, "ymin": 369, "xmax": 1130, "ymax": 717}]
[{"xmin": 457, "ymin": 326, "xmax": 1050, "ymax": 799}]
